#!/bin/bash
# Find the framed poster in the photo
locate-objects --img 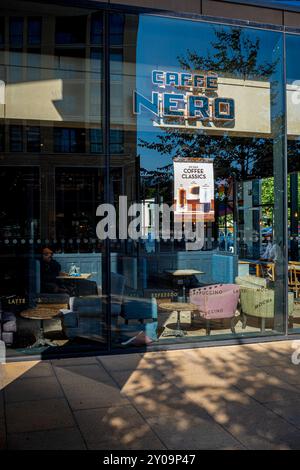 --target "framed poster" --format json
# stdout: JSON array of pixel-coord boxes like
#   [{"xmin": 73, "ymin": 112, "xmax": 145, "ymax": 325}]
[{"xmin": 173, "ymin": 157, "xmax": 215, "ymax": 222}]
